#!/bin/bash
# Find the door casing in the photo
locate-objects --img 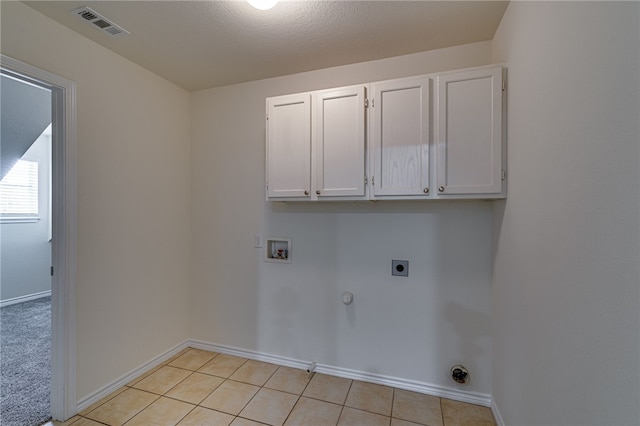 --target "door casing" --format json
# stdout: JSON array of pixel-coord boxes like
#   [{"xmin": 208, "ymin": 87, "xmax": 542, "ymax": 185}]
[{"xmin": 1, "ymin": 54, "xmax": 78, "ymax": 421}]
